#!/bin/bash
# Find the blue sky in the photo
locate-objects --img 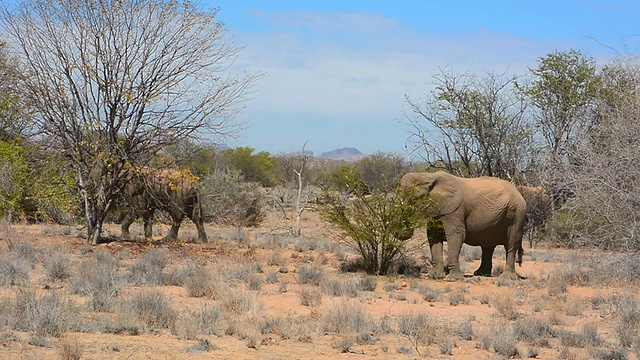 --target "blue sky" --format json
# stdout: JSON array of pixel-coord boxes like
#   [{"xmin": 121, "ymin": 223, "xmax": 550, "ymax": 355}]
[{"xmin": 206, "ymin": 1, "xmax": 639, "ymax": 156}]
